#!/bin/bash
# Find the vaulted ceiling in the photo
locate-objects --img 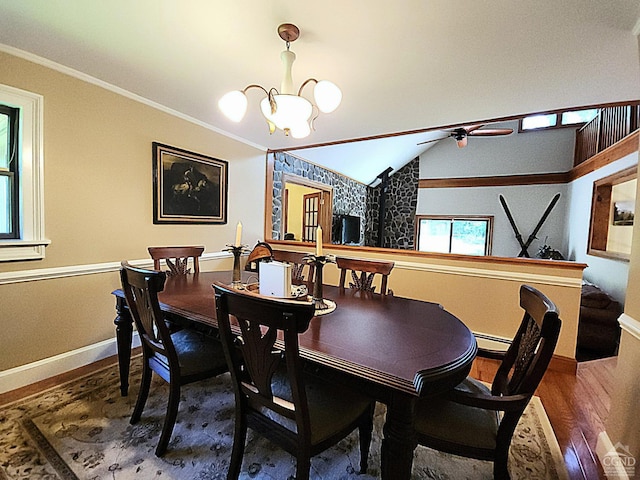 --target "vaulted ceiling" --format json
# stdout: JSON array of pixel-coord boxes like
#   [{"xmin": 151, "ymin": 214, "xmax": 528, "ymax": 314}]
[{"xmin": 1, "ymin": 1, "xmax": 639, "ymax": 184}]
